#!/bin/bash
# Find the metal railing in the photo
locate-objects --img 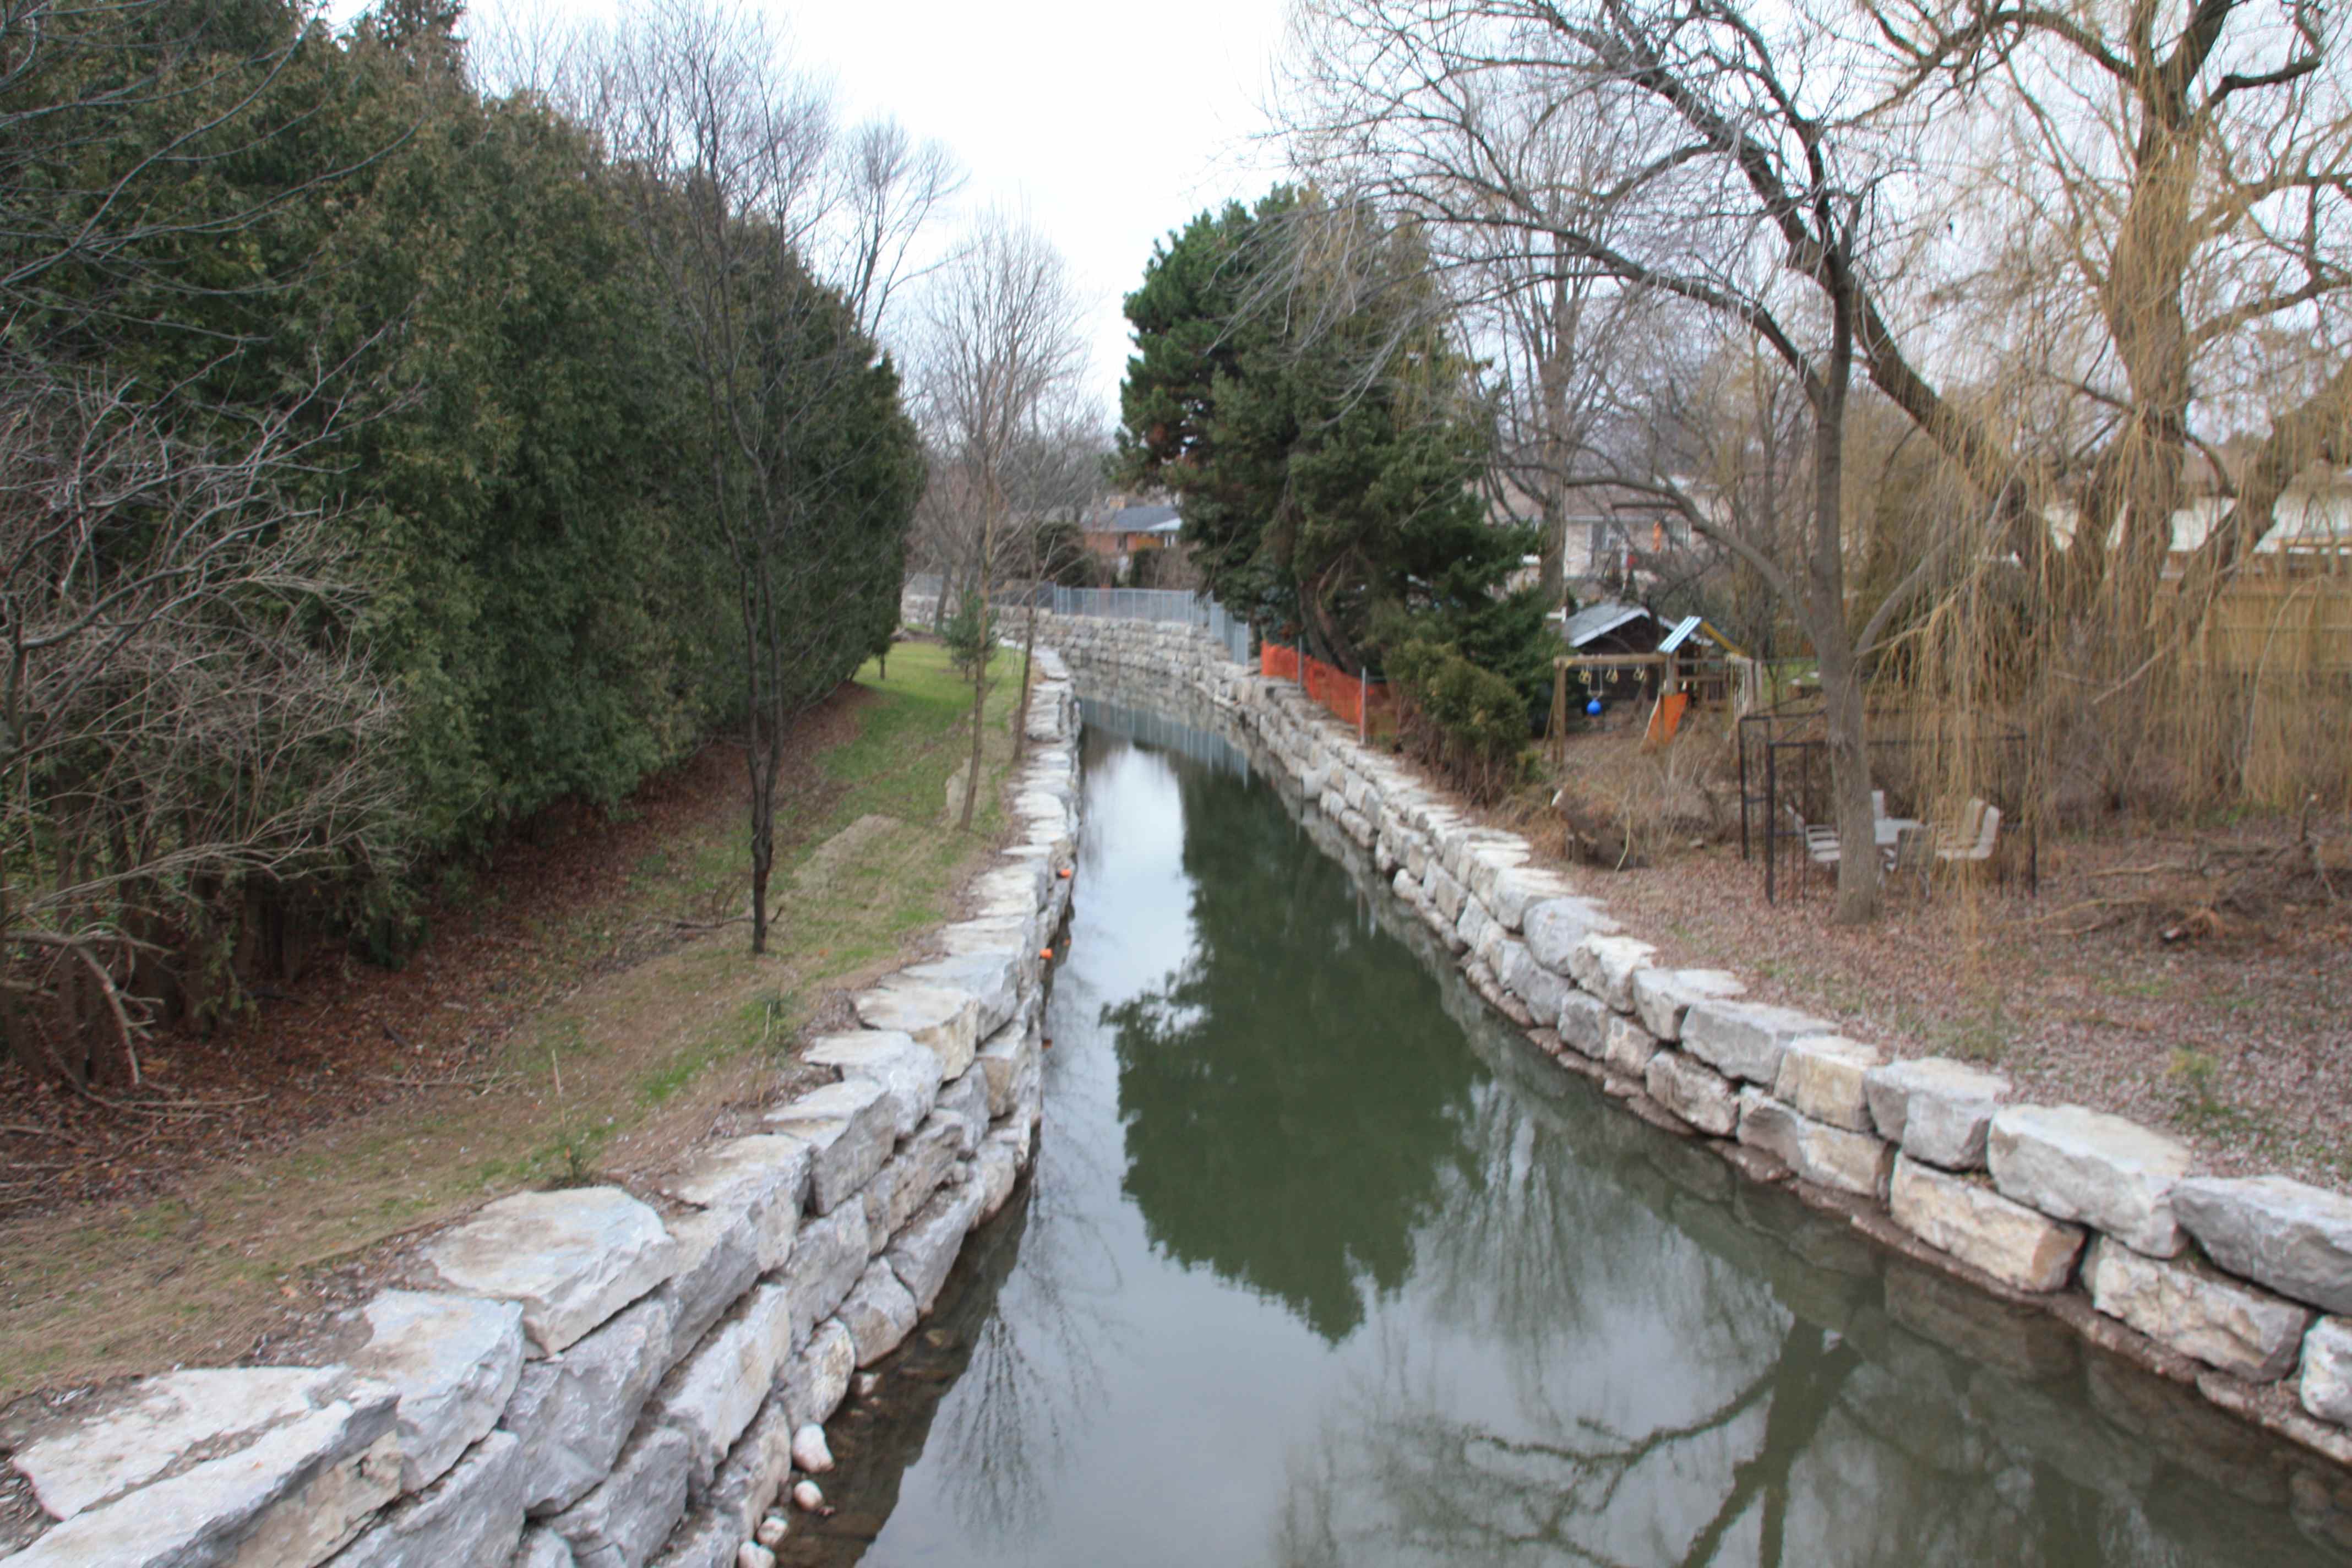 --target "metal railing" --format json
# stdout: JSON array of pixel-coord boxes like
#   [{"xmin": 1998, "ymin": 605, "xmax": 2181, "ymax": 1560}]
[{"xmin": 906, "ymin": 575, "xmax": 1254, "ymax": 665}]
